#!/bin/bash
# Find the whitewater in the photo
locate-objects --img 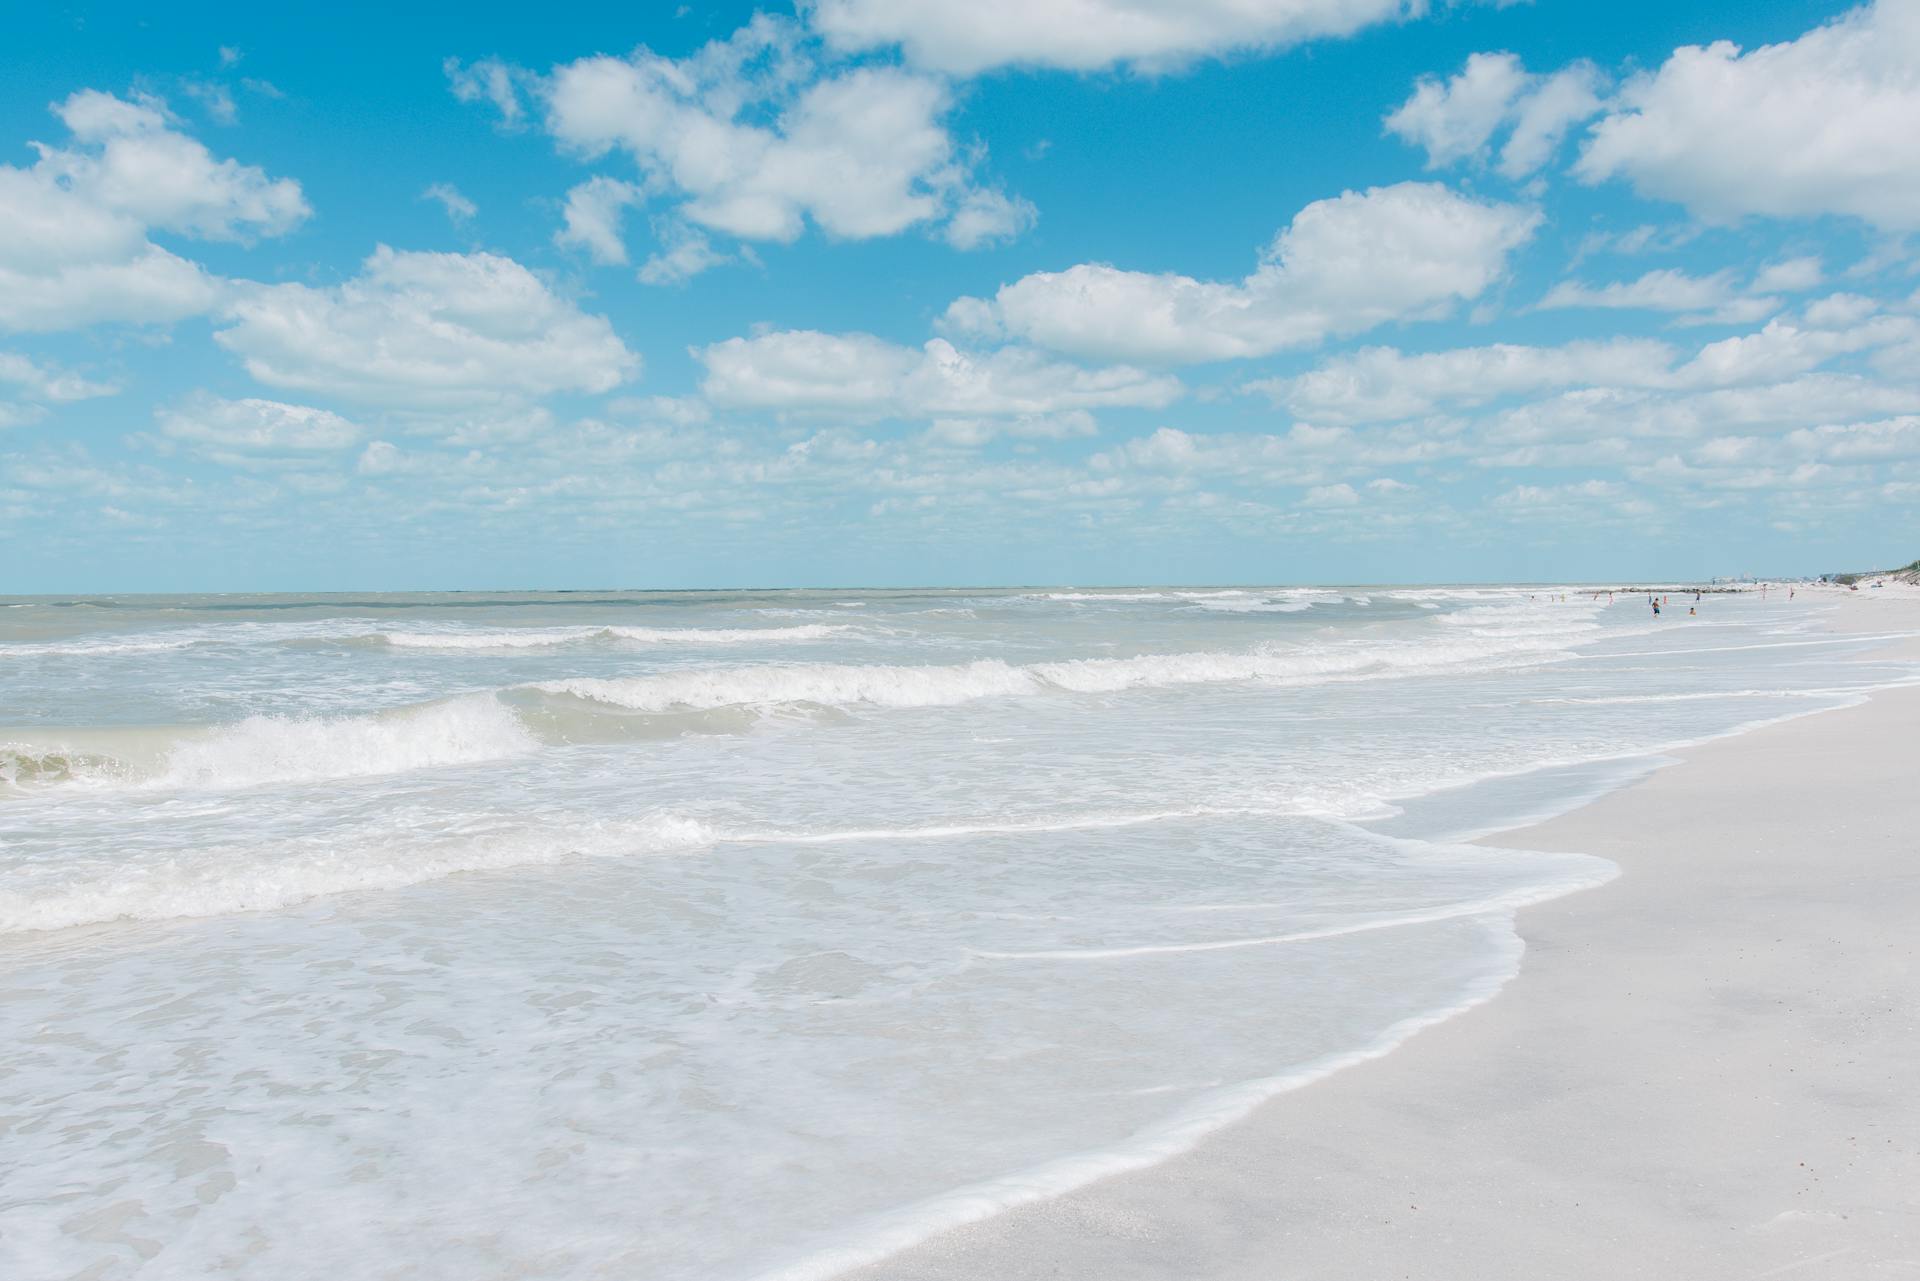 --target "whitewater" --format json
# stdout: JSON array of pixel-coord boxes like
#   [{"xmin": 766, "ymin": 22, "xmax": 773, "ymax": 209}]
[{"xmin": 2, "ymin": 586, "xmax": 1912, "ymax": 1281}]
